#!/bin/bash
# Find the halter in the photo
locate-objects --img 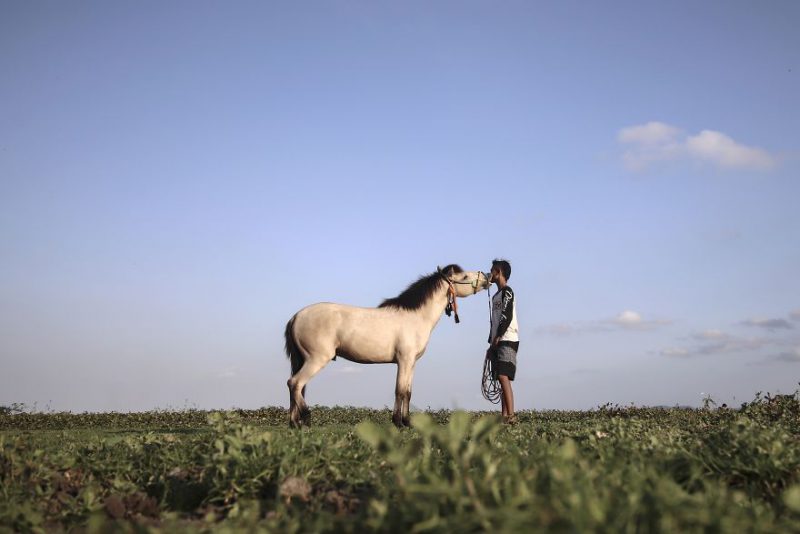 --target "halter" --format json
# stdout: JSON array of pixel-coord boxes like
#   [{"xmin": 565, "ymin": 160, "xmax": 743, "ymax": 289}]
[
  {"xmin": 452, "ymin": 277, "xmax": 486, "ymax": 293},
  {"xmin": 439, "ymin": 270, "xmax": 490, "ymax": 324}
]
